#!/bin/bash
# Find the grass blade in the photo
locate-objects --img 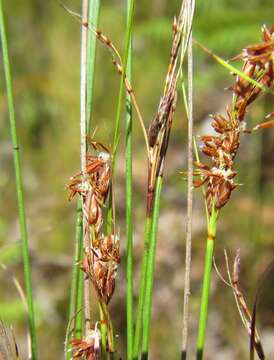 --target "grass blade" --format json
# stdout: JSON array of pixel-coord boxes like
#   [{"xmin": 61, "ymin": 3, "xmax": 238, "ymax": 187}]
[
  {"xmin": 0, "ymin": 1, "xmax": 38, "ymax": 358},
  {"xmin": 193, "ymin": 39, "xmax": 274, "ymax": 96}
]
